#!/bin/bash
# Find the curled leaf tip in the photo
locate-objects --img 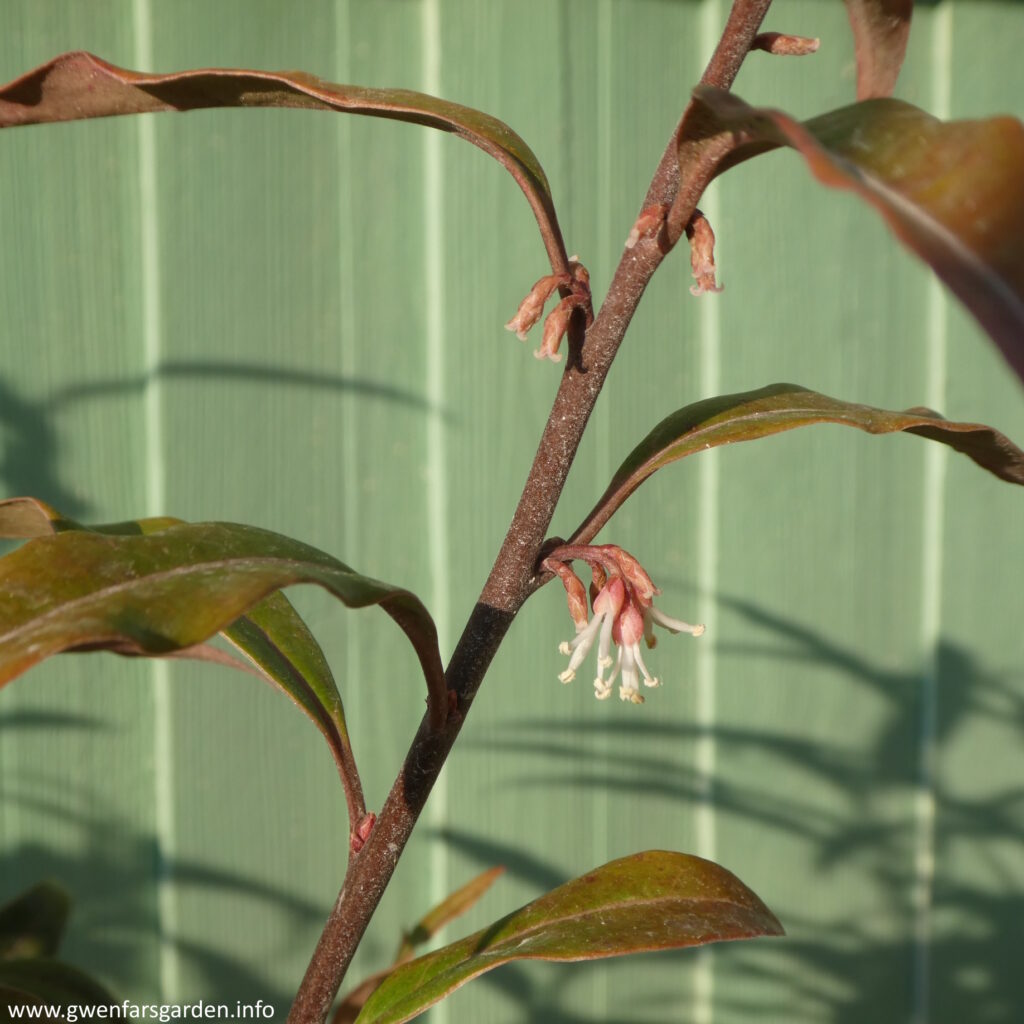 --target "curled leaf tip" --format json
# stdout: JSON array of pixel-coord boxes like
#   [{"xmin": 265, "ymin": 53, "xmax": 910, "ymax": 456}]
[
  {"xmin": 0, "ymin": 49, "xmax": 571, "ymax": 279},
  {"xmin": 691, "ymin": 89, "xmax": 1024, "ymax": 382},
  {"xmin": 843, "ymin": 0, "xmax": 913, "ymax": 99}
]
